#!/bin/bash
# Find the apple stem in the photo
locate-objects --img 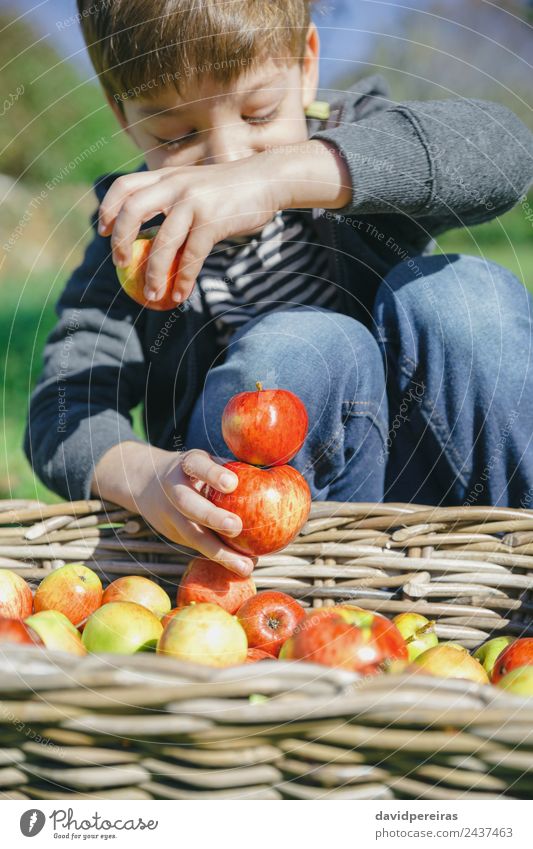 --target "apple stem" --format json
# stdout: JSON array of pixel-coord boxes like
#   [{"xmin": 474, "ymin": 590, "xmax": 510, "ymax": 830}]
[{"xmin": 256, "ymin": 381, "xmax": 263, "ymax": 392}]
